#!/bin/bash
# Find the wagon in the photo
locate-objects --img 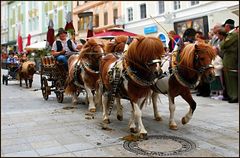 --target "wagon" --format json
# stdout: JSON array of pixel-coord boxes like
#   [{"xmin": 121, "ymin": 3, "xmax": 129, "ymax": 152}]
[
  {"xmin": 40, "ymin": 56, "xmax": 68, "ymax": 103},
  {"xmin": 2, "ymin": 63, "xmax": 20, "ymax": 85}
]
